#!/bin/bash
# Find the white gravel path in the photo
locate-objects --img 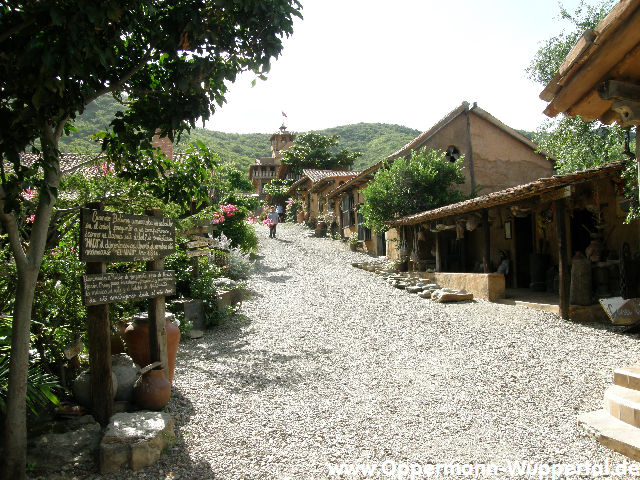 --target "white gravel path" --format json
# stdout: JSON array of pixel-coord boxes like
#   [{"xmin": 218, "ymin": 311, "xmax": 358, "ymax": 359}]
[{"xmin": 100, "ymin": 222, "xmax": 640, "ymax": 479}]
